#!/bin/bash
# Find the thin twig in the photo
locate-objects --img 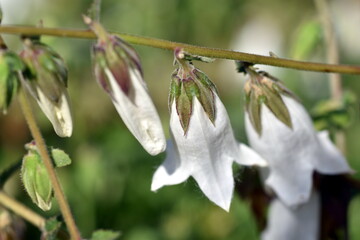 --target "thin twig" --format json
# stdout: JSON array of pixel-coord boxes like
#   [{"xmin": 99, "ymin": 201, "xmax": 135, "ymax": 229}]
[
  {"xmin": 17, "ymin": 78, "xmax": 81, "ymax": 240},
  {"xmin": 0, "ymin": 191, "xmax": 45, "ymax": 229},
  {"xmin": 0, "ymin": 25, "xmax": 360, "ymax": 74},
  {"xmin": 315, "ymin": 0, "xmax": 346, "ymax": 152}
]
